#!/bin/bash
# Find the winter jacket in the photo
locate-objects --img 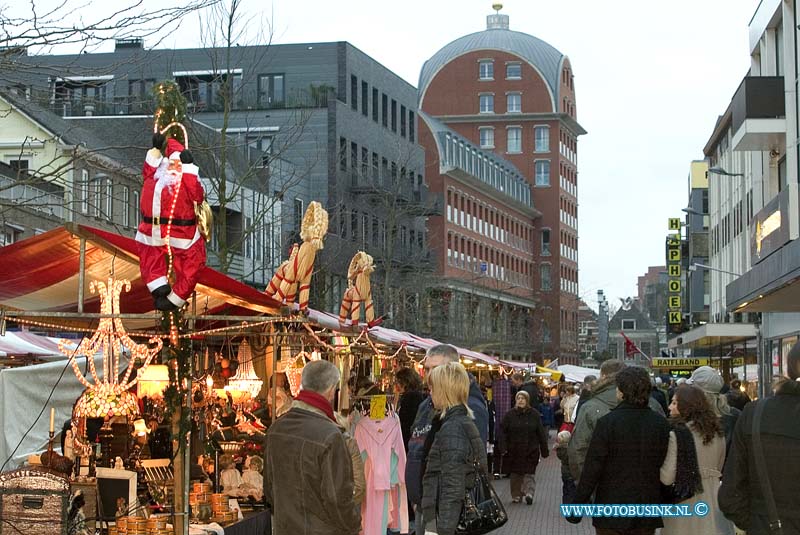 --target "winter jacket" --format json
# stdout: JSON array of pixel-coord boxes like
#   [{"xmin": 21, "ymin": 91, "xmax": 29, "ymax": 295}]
[
  {"xmin": 572, "ymin": 402, "xmax": 670, "ymax": 531},
  {"xmin": 405, "ymin": 374, "xmax": 489, "ymax": 505},
  {"xmin": 719, "ymin": 381, "xmax": 800, "ymax": 534},
  {"xmin": 264, "ymin": 402, "xmax": 361, "ymax": 535},
  {"xmin": 398, "ymin": 390, "xmax": 426, "ymax": 450},
  {"xmin": 498, "ymin": 407, "xmax": 548, "ymax": 474},
  {"xmin": 568, "ymin": 376, "xmax": 666, "ymax": 481},
  {"xmin": 555, "ymin": 444, "xmax": 572, "ymax": 479},
  {"xmin": 660, "ymin": 425, "xmax": 734, "ymax": 535},
  {"xmin": 651, "ymin": 387, "xmax": 668, "ymax": 415},
  {"xmin": 421, "ymin": 405, "xmax": 488, "ymax": 535}
]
